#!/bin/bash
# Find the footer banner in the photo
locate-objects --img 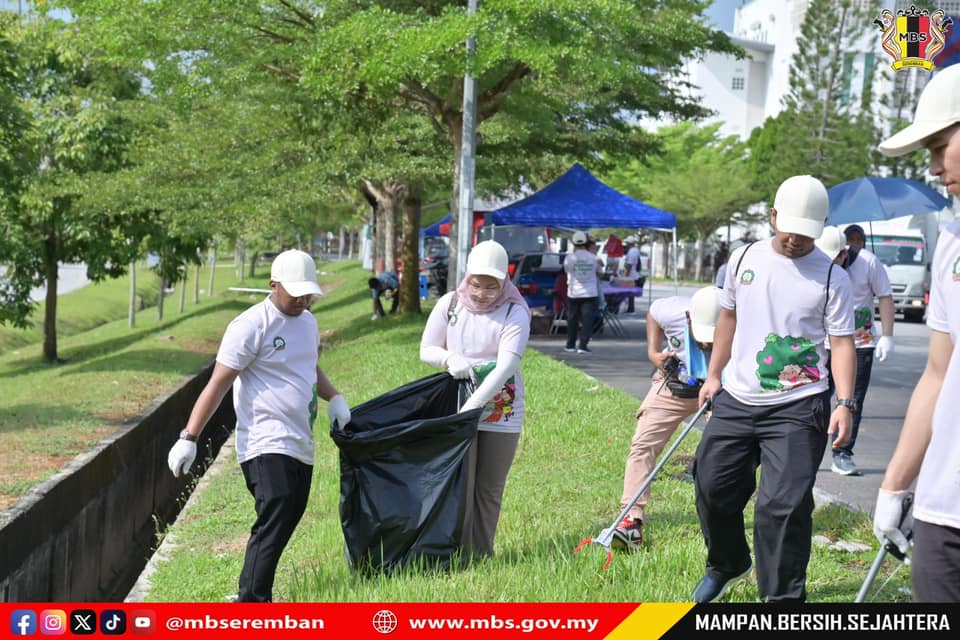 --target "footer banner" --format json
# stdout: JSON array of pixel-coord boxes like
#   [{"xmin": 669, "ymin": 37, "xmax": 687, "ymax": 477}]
[{"xmin": 2, "ymin": 603, "xmax": 958, "ymax": 639}]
